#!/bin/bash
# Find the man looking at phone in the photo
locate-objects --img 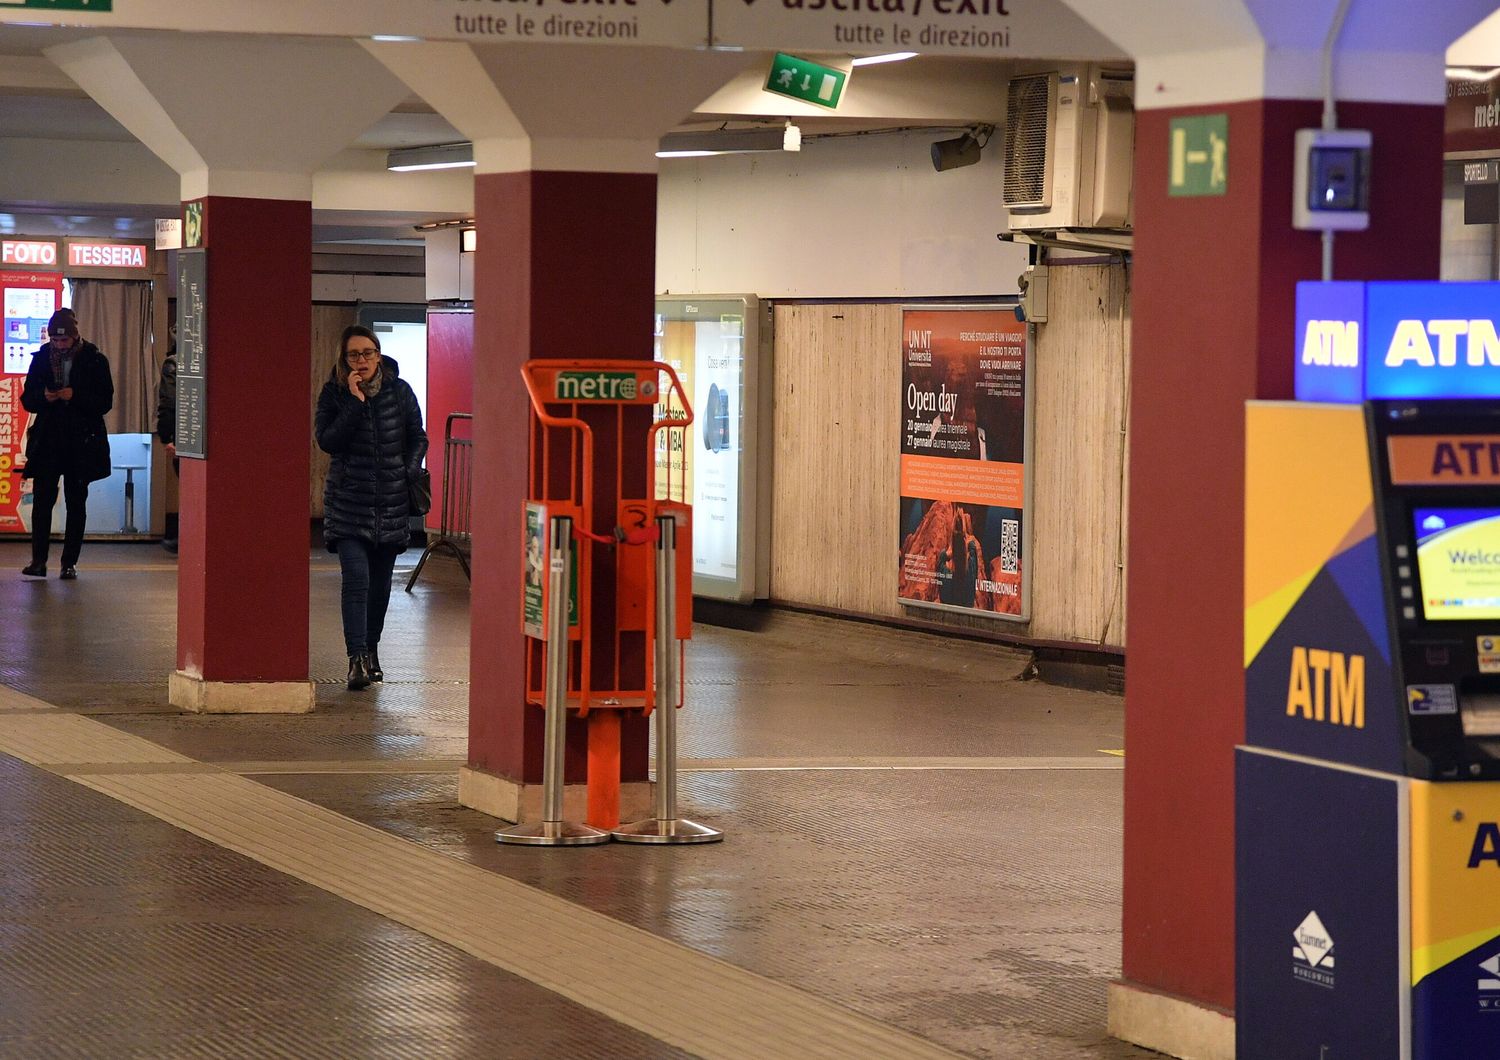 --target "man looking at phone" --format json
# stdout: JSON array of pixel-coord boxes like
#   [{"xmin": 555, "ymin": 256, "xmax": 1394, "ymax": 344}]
[{"xmin": 20, "ymin": 309, "xmax": 114, "ymax": 580}]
